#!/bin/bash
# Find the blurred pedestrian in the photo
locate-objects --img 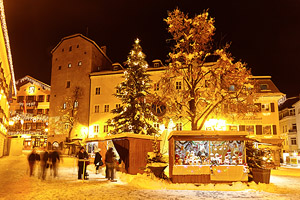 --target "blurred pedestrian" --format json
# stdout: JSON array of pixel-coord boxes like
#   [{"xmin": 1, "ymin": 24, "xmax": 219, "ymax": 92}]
[
  {"xmin": 77, "ymin": 146, "xmax": 89, "ymax": 180},
  {"xmin": 94, "ymin": 148, "xmax": 103, "ymax": 174},
  {"xmin": 49, "ymin": 148, "xmax": 61, "ymax": 178},
  {"xmin": 40, "ymin": 147, "xmax": 49, "ymax": 180},
  {"xmin": 105, "ymin": 147, "xmax": 116, "ymax": 182},
  {"xmin": 27, "ymin": 148, "xmax": 40, "ymax": 177}
]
